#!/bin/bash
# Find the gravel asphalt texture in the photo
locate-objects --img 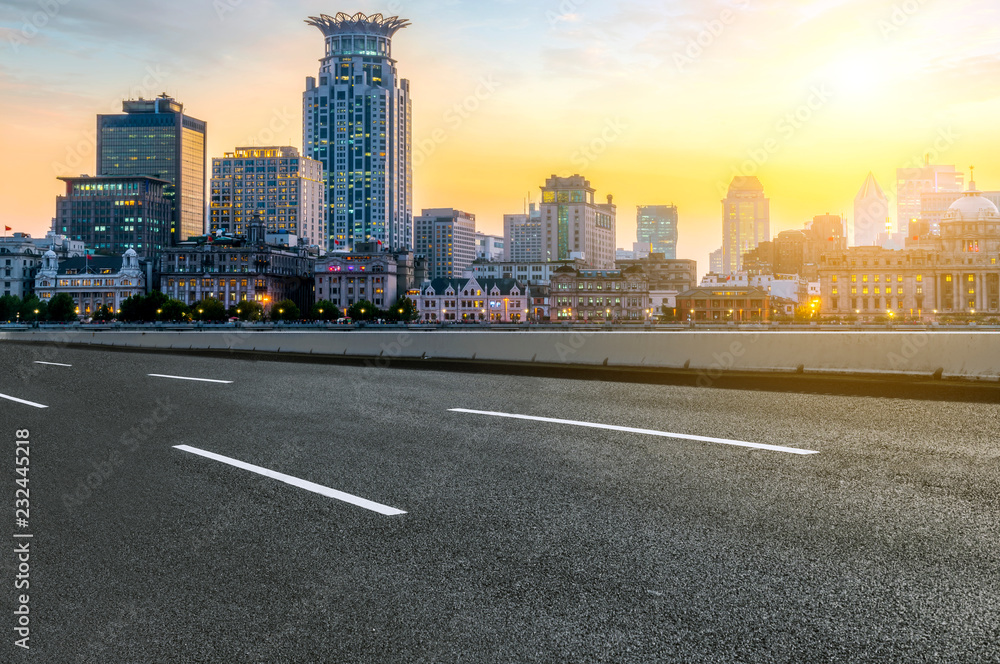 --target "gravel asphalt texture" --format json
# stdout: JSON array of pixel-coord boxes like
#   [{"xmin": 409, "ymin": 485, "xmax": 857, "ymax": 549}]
[{"xmin": 1, "ymin": 344, "xmax": 999, "ymax": 663}]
